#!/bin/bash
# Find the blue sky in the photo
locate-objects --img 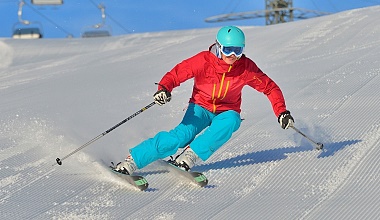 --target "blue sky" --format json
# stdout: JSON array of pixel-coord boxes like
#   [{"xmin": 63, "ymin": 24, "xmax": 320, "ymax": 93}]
[{"xmin": 1, "ymin": 0, "xmax": 379, "ymax": 38}]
